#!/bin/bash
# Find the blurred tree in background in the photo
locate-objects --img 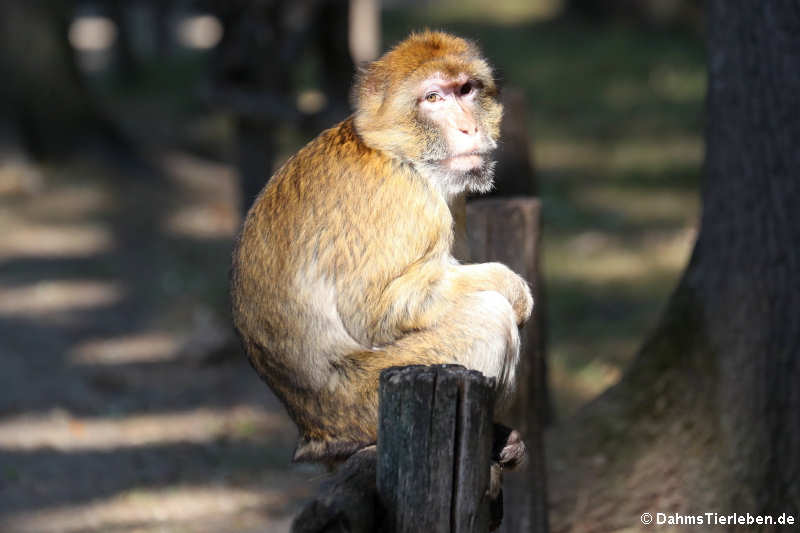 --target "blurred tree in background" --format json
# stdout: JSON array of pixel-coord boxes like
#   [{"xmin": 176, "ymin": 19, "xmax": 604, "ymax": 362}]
[
  {"xmin": 549, "ymin": 2, "xmax": 800, "ymax": 530},
  {"xmin": 0, "ymin": 2, "xmax": 125, "ymax": 160},
  {"xmin": 206, "ymin": 0, "xmax": 358, "ymax": 213}
]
